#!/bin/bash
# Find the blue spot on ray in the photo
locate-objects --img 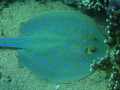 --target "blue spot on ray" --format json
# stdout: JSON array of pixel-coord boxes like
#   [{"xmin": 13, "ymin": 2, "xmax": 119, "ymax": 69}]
[
  {"xmin": 66, "ymin": 58, "xmax": 71, "ymax": 61},
  {"xmin": 74, "ymin": 60, "xmax": 78, "ymax": 62},
  {"xmin": 57, "ymin": 63, "xmax": 62, "ymax": 65},
  {"xmin": 66, "ymin": 46, "xmax": 70, "ymax": 49},
  {"xmin": 36, "ymin": 60, "xmax": 40, "ymax": 62},
  {"xmin": 75, "ymin": 40, "xmax": 80, "ymax": 43},
  {"xmin": 56, "ymin": 51, "xmax": 60, "ymax": 53},
  {"xmin": 82, "ymin": 39, "xmax": 86, "ymax": 42},
  {"xmin": 79, "ymin": 48, "xmax": 83, "ymax": 51},
  {"xmin": 0, "ymin": 11, "xmax": 109, "ymax": 84},
  {"xmin": 53, "ymin": 56, "xmax": 58, "ymax": 59}
]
